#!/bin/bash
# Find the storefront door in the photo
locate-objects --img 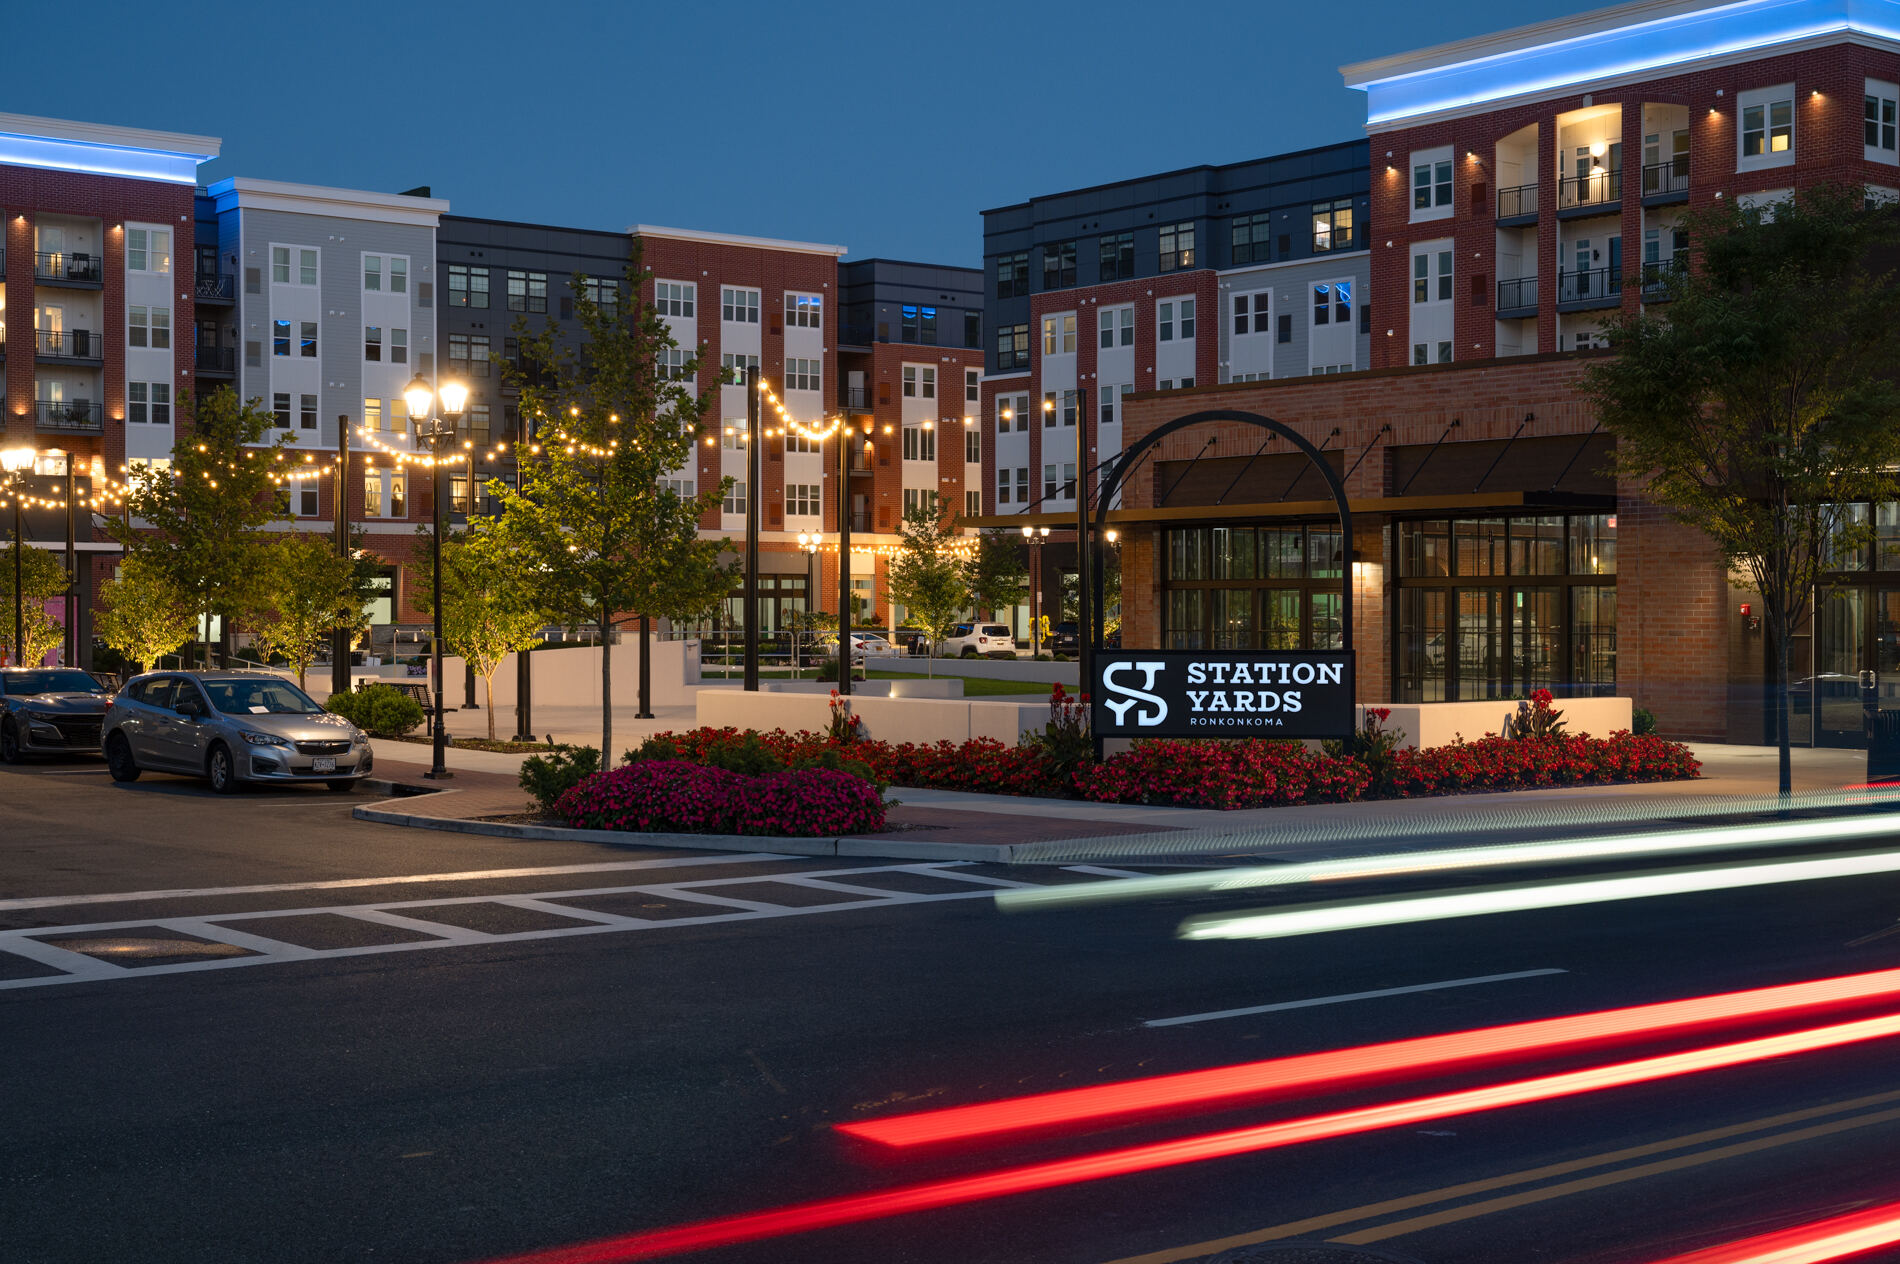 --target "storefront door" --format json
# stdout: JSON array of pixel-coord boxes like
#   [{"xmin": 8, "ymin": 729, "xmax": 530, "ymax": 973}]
[{"xmin": 1815, "ymin": 588, "xmax": 1866, "ymax": 746}]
